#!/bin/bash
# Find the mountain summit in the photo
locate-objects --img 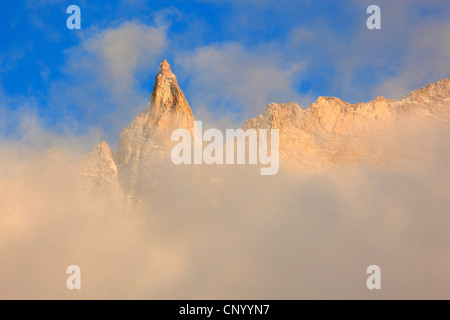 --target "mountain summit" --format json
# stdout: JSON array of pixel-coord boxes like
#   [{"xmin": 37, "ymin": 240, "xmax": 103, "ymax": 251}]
[
  {"xmin": 116, "ymin": 60, "xmax": 195, "ymax": 202},
  {"xmin": 148, "ymin": 59, "xmax": 194, "ymax": 121},
  {"xmin": 158, "ymin": 59, "xmax": 175, "ymax": 77}
]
